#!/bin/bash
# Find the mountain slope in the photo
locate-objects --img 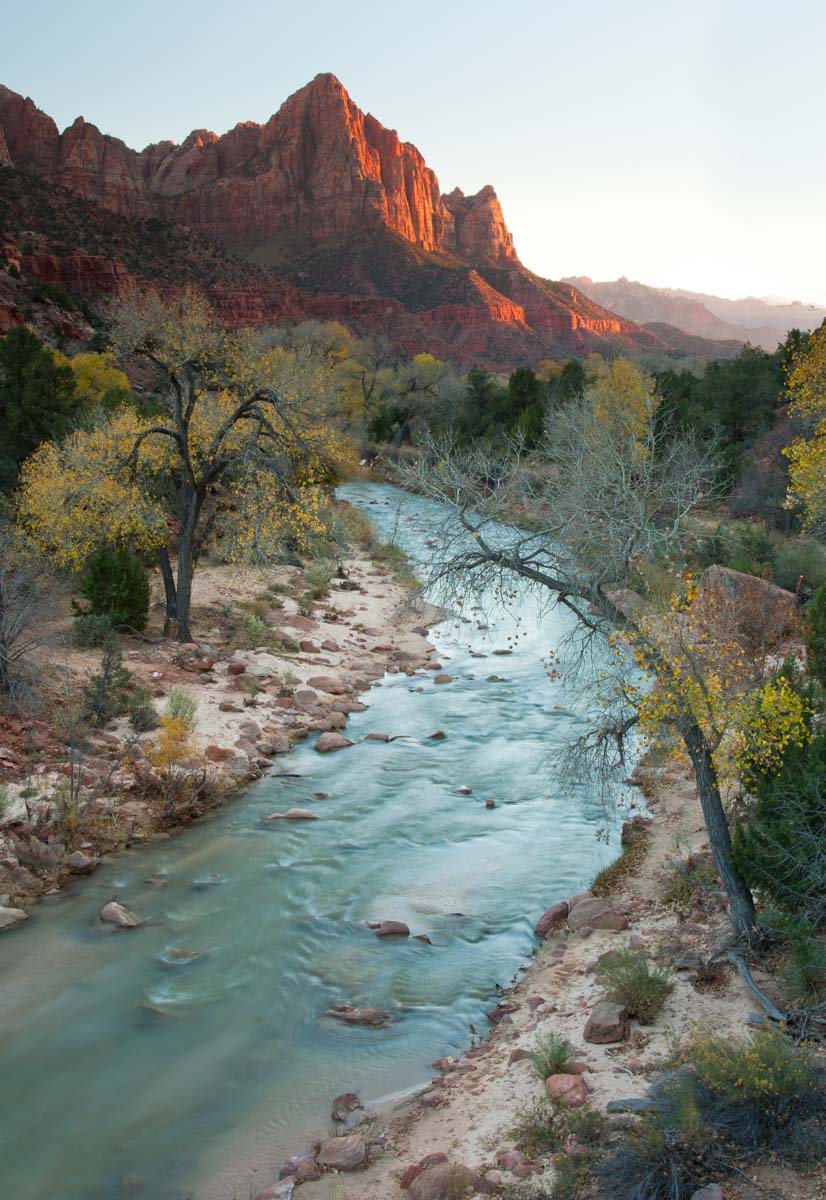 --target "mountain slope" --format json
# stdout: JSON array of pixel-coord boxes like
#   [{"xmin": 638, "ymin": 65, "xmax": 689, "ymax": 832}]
[
  {"xmin": 0, "ymin": 76, "xmax": 732, "ymax": 366},
  {"xmin": 566, "ymin": 275, "xmax": 825, "ymax": 351}
]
